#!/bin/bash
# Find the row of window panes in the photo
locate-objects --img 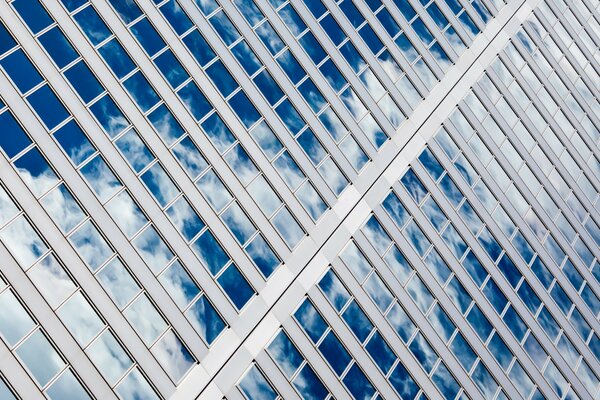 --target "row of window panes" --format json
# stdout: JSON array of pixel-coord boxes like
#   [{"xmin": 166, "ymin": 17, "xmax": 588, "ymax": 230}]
[
  {"xmin": 0, "ymin": 101, "xmax": 199, "ymax": 387},
  {"xmin": 324, "ymin": 0, "xmax": 423, "ymax": 114},
  {"xmin": 299, "ymin": 0, "xmax": 420, "ymax": 133},
  {"xmin": 418, "ymin": 142, "xmax": 599, "ymax": 397},
  {"xmin": 358, "ymin": 213, "xmax": 506, "ymax": 399},
  {"xmin": 51, "ymin": 0, "xmax": 302, "ymax": 256},
  {"xmin": 204, "ymin": 0, "xmax": 355, "ymax": 194},
  {"xmin": 459, "ymin": 81, "xmax": 600, "ymax": 319},
  {"xmin": 0, "ymin": 11, "xmax": 240, "ymax": 338},
  {"xmin": 233, "ymin": 0, "xmax": 375, "ymax": 172},
  {"xmin": 0, "ymin": 270, "xmax": 95, "ymax": 399},
  {"xmin": 403, "ymin": 159, "xmax": 590, "ymax": 398},
  {"xmin": 266, "ymin": 329, "xmax": 331, "ymax": 399},
  {"xmin": 157, "ymin": 0, "xmax": 340, "ymax": 224}
]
